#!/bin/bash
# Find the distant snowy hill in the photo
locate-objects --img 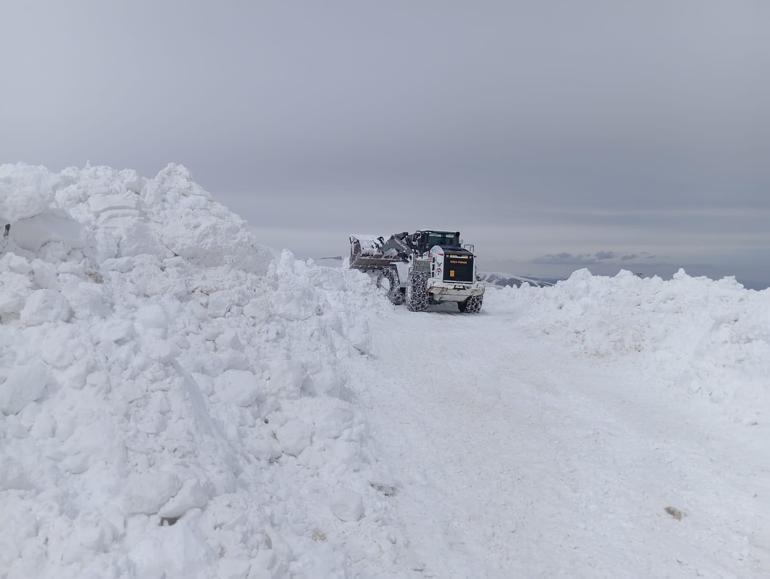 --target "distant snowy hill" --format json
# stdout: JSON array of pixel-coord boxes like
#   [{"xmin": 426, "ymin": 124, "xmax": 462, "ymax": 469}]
[{"xmin": 477, "ymin": 271, "xmax": 558, "ymax": 288}]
